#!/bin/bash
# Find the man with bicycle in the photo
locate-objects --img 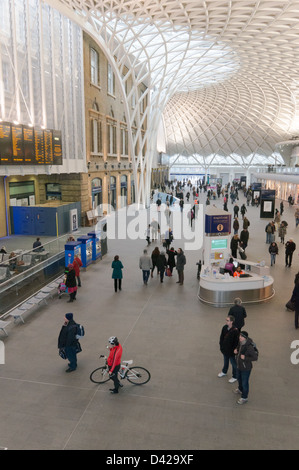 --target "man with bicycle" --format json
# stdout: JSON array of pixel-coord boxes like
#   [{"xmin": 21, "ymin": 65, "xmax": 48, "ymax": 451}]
[{"xmin": 107, "ymin": 336, "xmax": 123, "ymax": 394}]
